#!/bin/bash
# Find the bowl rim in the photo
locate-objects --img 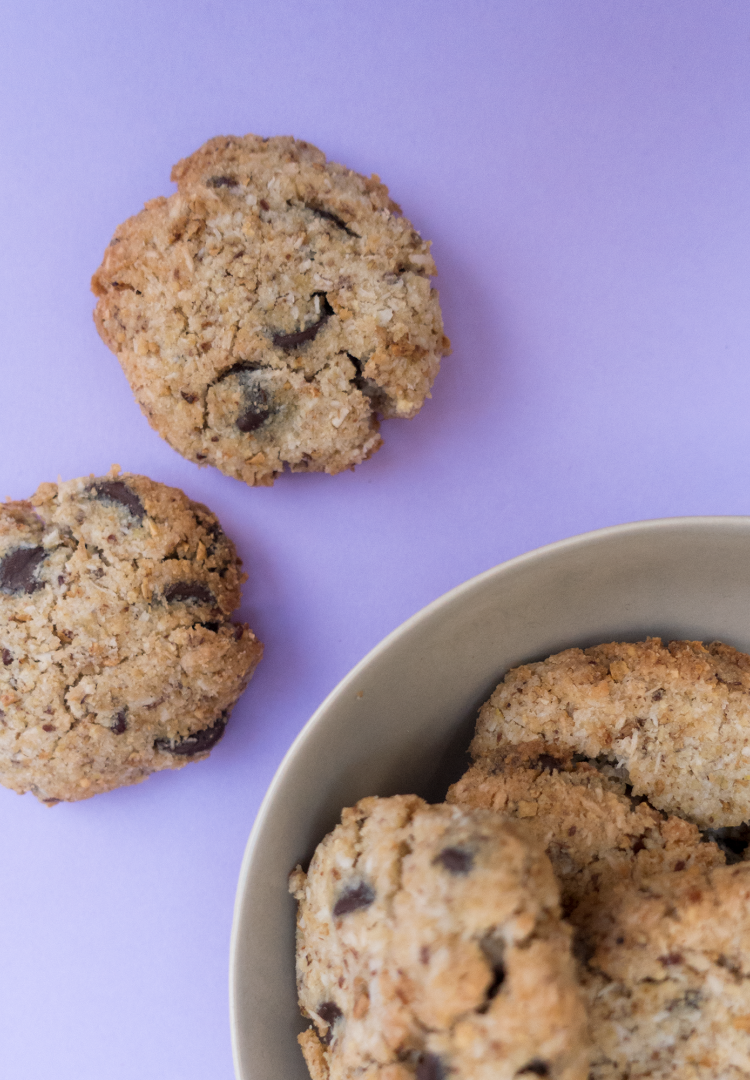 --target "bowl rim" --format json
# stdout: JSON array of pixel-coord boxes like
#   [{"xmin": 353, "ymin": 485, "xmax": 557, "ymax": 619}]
[{"xmin": 228, "ymin": 512, "xmax": 750, "ymax": 1076}]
